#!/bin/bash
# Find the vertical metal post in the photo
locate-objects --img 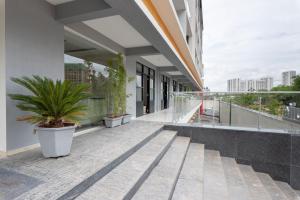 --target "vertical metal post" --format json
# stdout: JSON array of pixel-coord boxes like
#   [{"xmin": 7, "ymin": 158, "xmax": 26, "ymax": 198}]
[
  {"xmin": 212, "ymin": 96, "xmax": 216, "ymax": 126},
  {"xmin": 229, "ymin": 99, "xmax": 232, "ymax": 126},
  {"xmin": 172, "ymin": 93, "xmax": 176, "ymax": 123},
  {"xmin": 219, "ymin": 99, "xmax": 221, "ymax": 123},
  {"xmin": 258, "ymin": 96, "xmax": 262, "ymax": 130}
]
